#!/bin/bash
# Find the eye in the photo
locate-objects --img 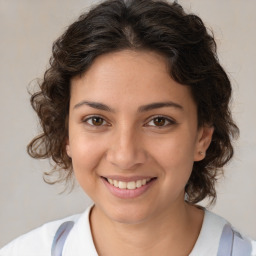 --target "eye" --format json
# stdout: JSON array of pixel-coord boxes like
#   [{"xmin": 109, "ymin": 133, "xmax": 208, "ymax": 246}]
[
  {"xmin": 83, "ymin": 116, "xmax": 108, "ymax": 127},
  {"xmin": 146, "ymin": 116, "xmax": 175, "ymax": 128}
]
